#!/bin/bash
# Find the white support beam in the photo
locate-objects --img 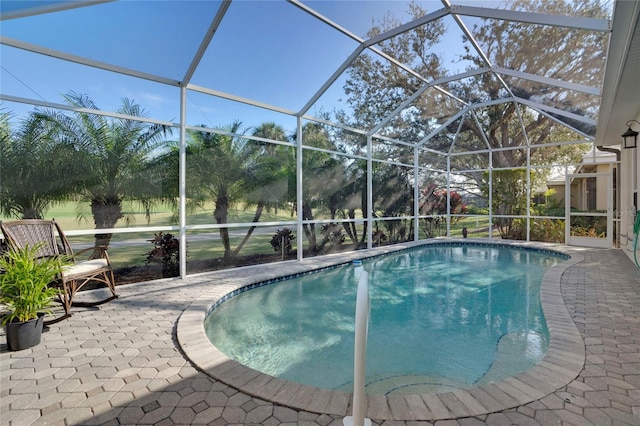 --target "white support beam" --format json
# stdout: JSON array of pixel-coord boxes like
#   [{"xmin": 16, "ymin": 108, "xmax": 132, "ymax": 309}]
[
  {"xmin": 287, "ymin": 0, "xmax": 364, "ymax": 43},
  {"xmin": 528, "ymin": 106, "xmax": 595, "ymax": 140},
  {"xmin": 444, "ymin": 0, "xmax": 517, "ymax": 102},
  {"xmin": 446, "ymin": 155, "xmax": 451, "ymax": 236},
  {"xmin": 187, "ymin": 83, "xmax": 297, "ymax": 117},
  {"xmin": 367, "ymin": 136, "xmax": 373, "ymax": 250},
  {"xmin": 448, "ymin": 112, "xmax": 466, "ymax": 154},
  {"xmin": 300, "ymin": 114, "xmax": 368, "ymax": 136},
  {"xmin": 1, "ymin": 36, "xmax": 180, "ymax": 87},
  {"xmin": 450, "ymin": 4, "xmax": 611, "ymax": 32},
  {"xmin": 514, "ymin": 96, "xmax": 597, "ymax": 125},
  {"xmin": 417, "ymin": 109, "xmax": 466, "ymax": 146},
  {"xmin": 179, "ymin": 87, "xmax": 187, "ymax": 278},
  {"xmin": 488, "ymin": 150, "xmax": 493, "ymax": 239},
  {"xmin": 526, "ymin": 145, "xmax": 531, "ymax": 241},
  {"xmin": 369, "ymin": 67, "xmax": 489, "ymax": 136},
  {"xmin": 368, "ymin": 83, "xmax": 432, "ymax": 136},
  {"xmin": 469, "ymin": 109, "xmax": 492, "ymax": 150},
  {"xmin": 417, "ymin": 145, "xmax": 450, "ymax": 156},
  {"xmin": 364, "ymin": 8, "xmax": 450, "ymax": 47},
  {"xmin": 414, "ymin": 146, "xmax": 420, "ymax": 242},
  {"xmin": 371, "ymin": 134, "xmax": 416, "ymax": 149},
  {"xmin": 296, "ymin": 116, "xmax": 304, "ymax": 261},
  {"xmin": 0, "ymin": 94, "xmax": 176, "ymax": 127},
  {"xmin": 514, "ymin": 101, "xmax": 530, "ymax": 147},
  {"xmin": 1, "ymin": 0, "xmax": 112, "ymax": 21},
  {"xmin": 494, "ymin": 67, "xmax": 601, "ymax": 96},
  {"xmin": 182, "ymin": 1, "xmax": 231, "ymax": 85},
  {"xmin": 298, "ymin": 45, "xmax": 365, "ymax": 116},
  {"xmin": 459, "ymin": 96, "xmax": 597, "ymax": 139}
]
